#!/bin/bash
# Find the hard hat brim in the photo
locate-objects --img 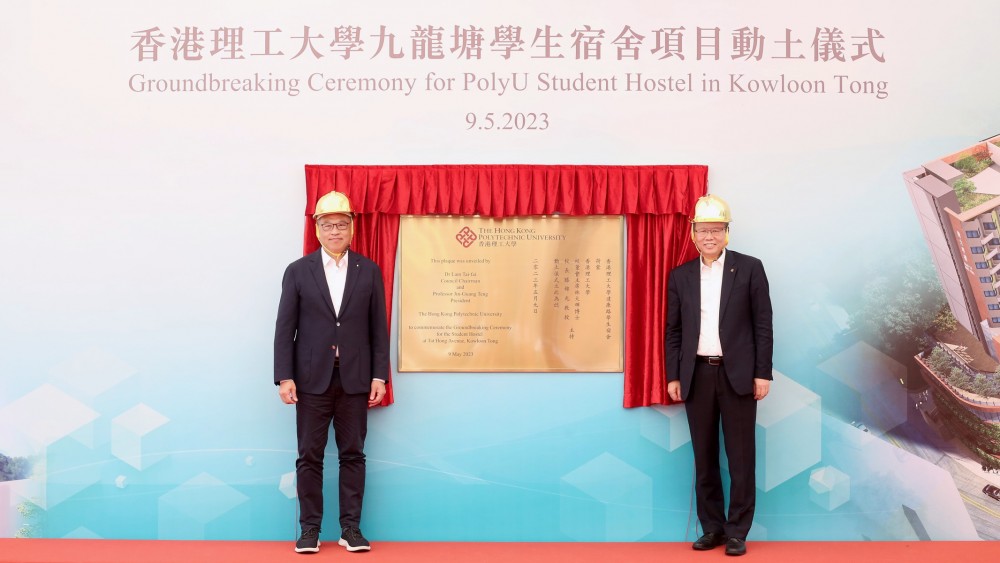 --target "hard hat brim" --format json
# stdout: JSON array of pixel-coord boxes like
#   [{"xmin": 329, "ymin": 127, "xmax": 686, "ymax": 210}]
[{"xmin": 313, "ymin": 210, "xmax": 354, "ymax": 220}]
